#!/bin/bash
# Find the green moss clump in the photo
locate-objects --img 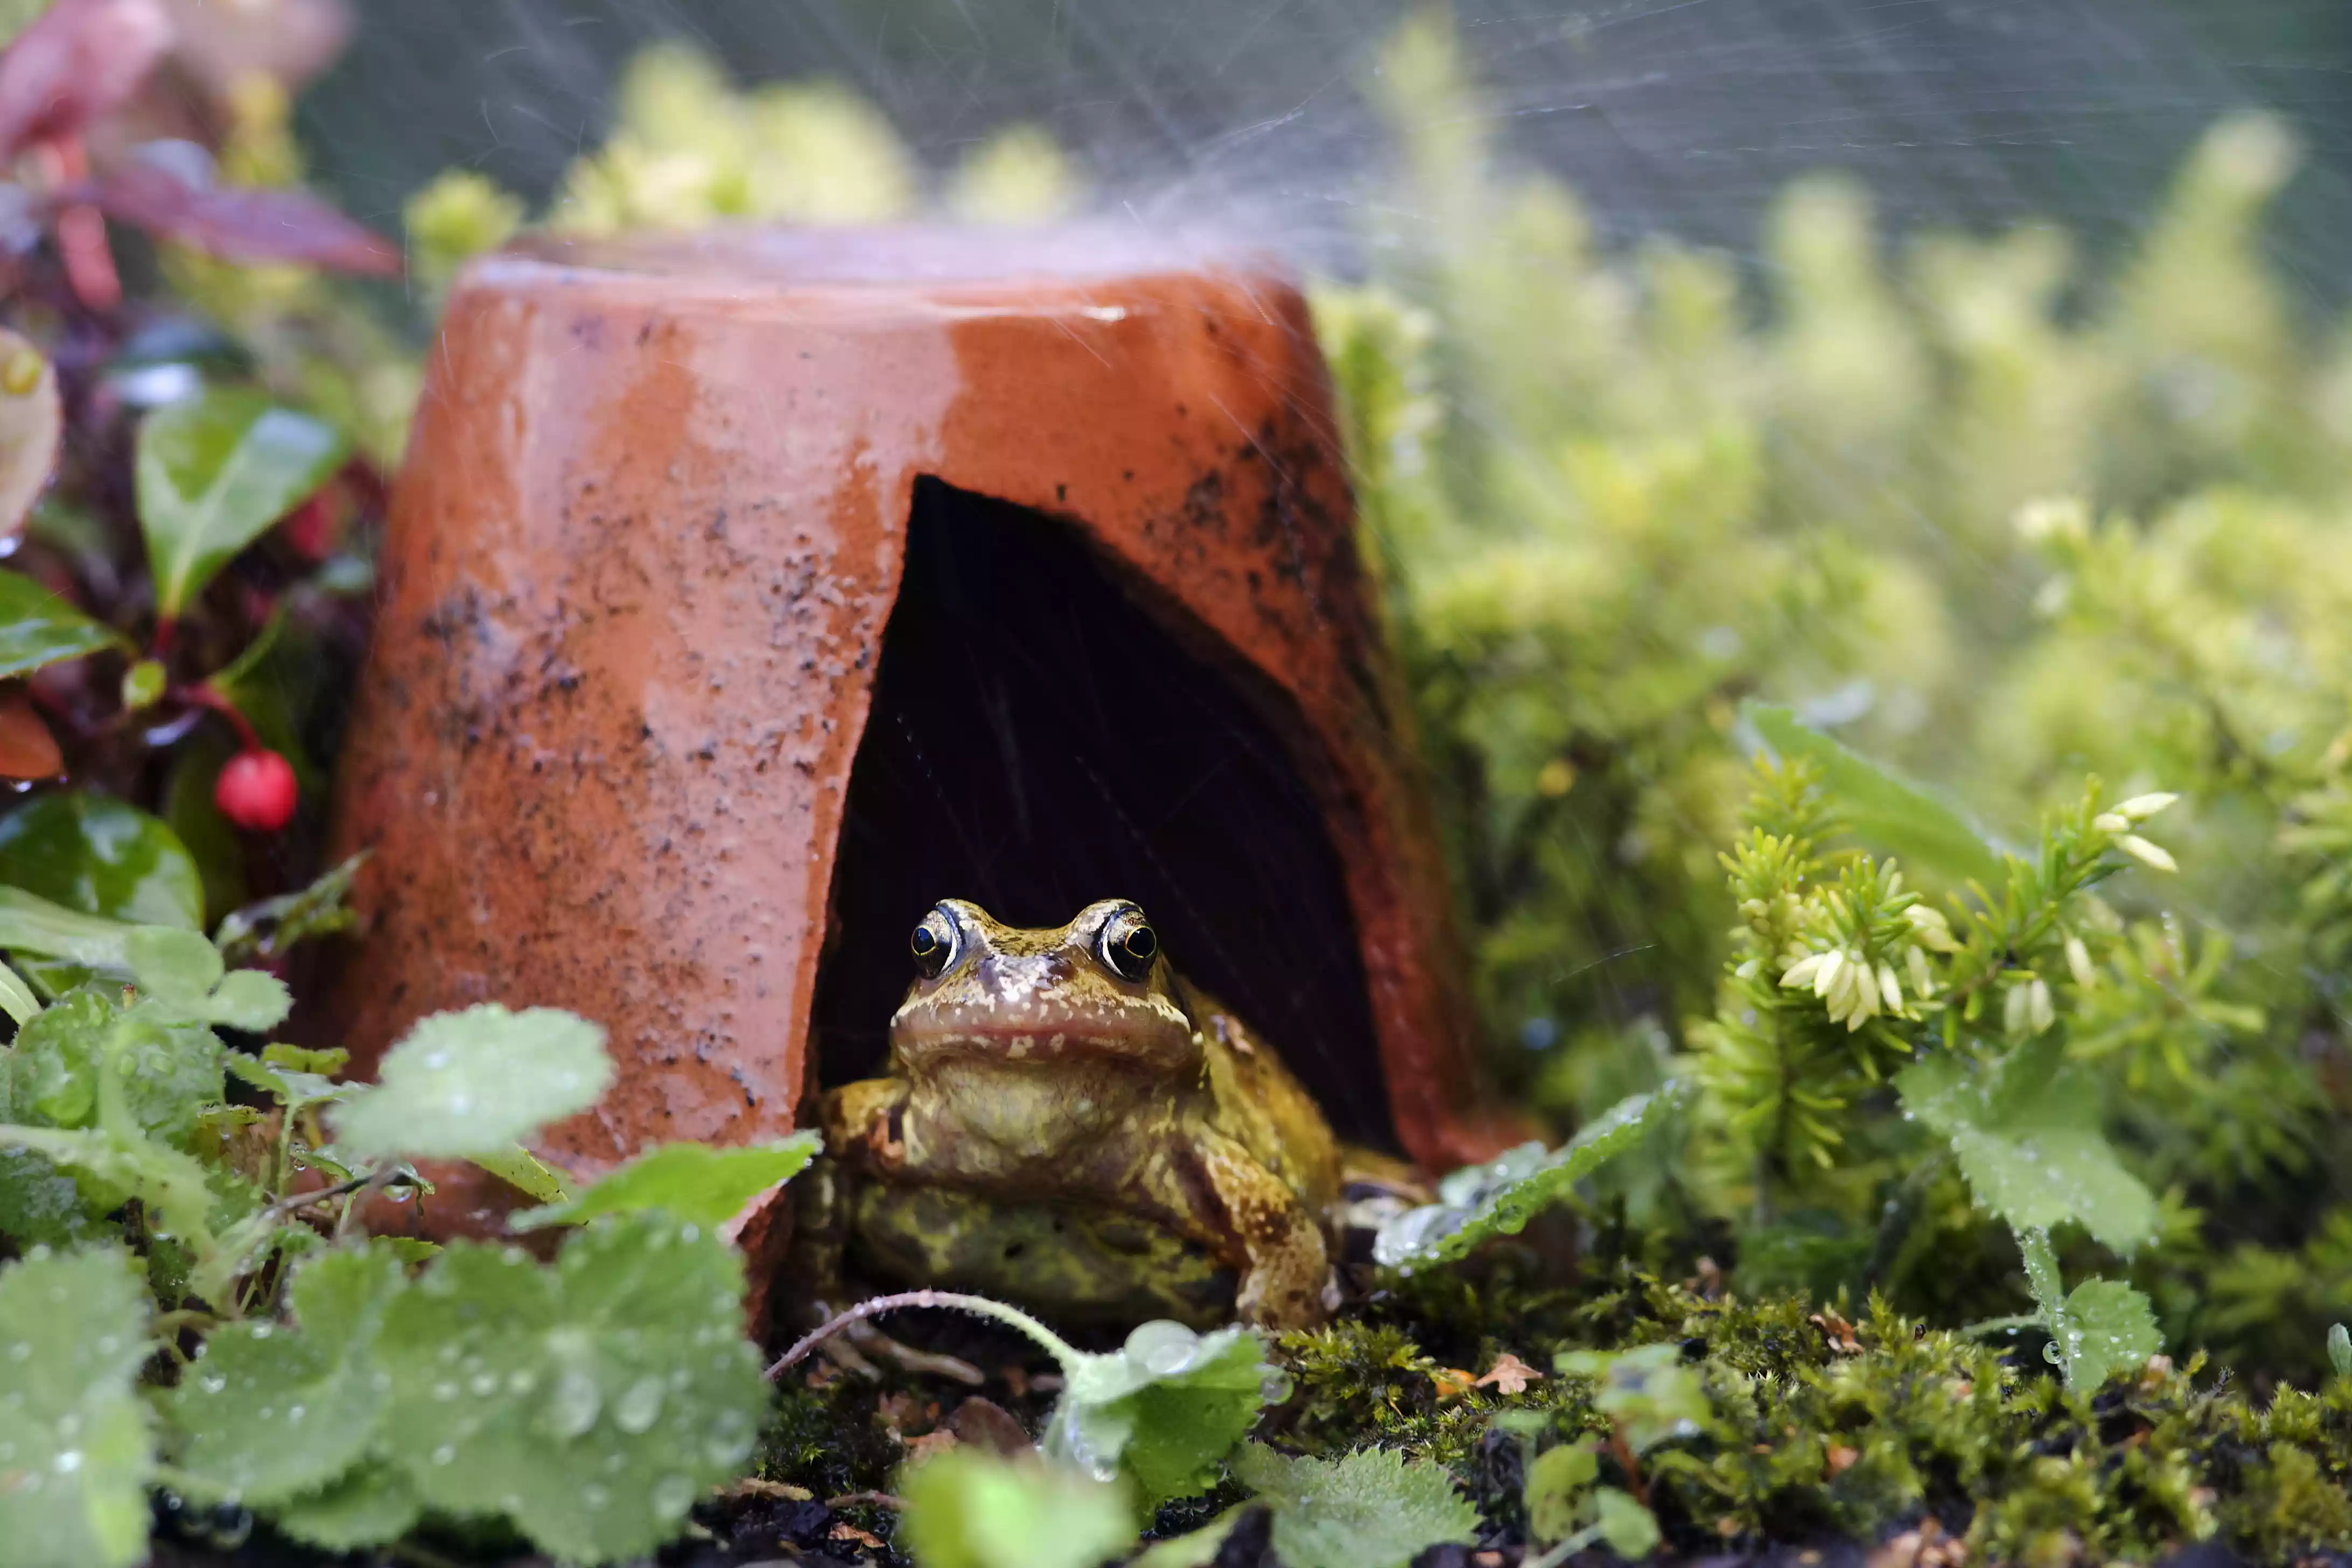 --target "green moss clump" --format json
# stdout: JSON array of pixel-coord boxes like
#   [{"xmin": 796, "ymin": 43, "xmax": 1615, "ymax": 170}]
[{"xmin": 1259, "ymin": 1266, "xmax": 2352, "ymax": 1565}]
